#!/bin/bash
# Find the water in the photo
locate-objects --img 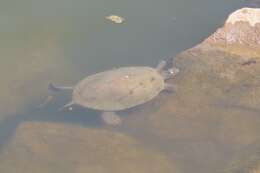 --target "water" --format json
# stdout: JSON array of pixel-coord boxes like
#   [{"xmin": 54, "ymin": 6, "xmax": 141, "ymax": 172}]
[{"xmin": 0, "ymin": 0, "xmax": 254, "ymax": 173}]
